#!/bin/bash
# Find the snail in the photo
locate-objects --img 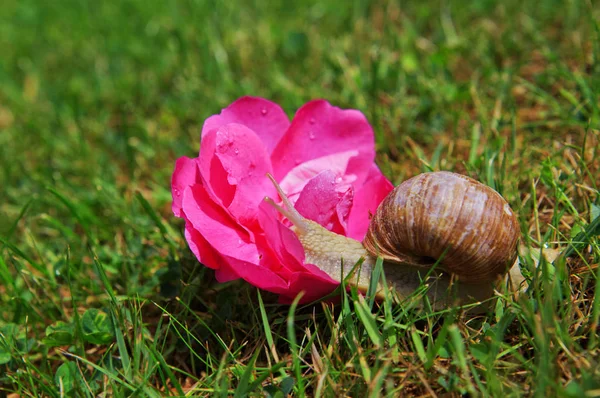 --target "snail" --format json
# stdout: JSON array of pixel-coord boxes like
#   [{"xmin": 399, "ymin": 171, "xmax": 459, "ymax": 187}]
[{"xmin": 265, "ymin": 171, "xmax": 524, "ymax": 309}]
